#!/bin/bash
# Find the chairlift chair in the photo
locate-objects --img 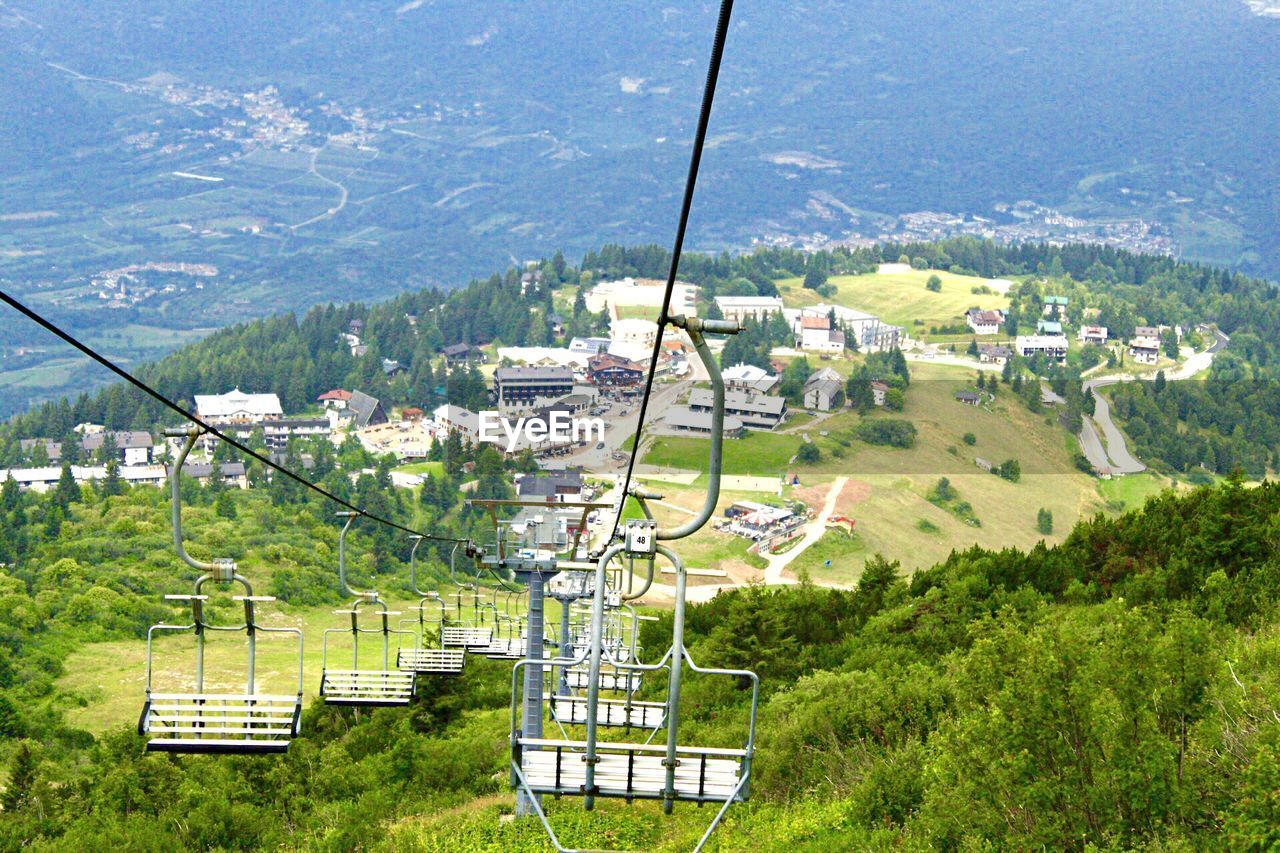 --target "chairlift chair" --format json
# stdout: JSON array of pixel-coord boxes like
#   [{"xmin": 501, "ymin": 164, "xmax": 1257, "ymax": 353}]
[
  {"xmin": 319, "ymin": 513, "xmax": 416, "ymax": 706},
  {"xmin": 397, "ymin": 538, "xmax": 465, "ymax": 675},
  {"xmin": 138, "ymin": 427, "xmax": 303, "ymax": 754}
]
